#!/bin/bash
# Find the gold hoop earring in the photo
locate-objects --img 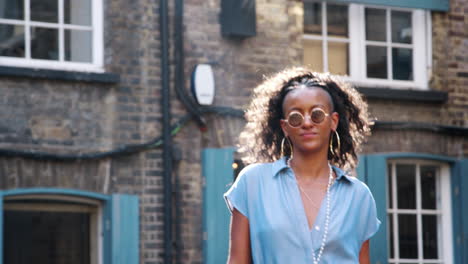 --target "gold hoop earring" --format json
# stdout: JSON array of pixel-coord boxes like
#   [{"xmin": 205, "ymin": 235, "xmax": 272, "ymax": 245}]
[
  {"xmin": 289, "ymin": 137, "xmax": 294, "ymax": 160},
  {"xmin": 335, "ymin": 130, "xmax": 341, "ymax": 153},
  {"xmin": 281, "ymin": 137, "xmax": 294, "ymax": 159},
  {"xmin": 330, "ymin": 130, "xmax": 341, "ymax": 156},
  {"xmin": 281, "ymin": 137, "xmax": 286, "ymax": 157}
]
